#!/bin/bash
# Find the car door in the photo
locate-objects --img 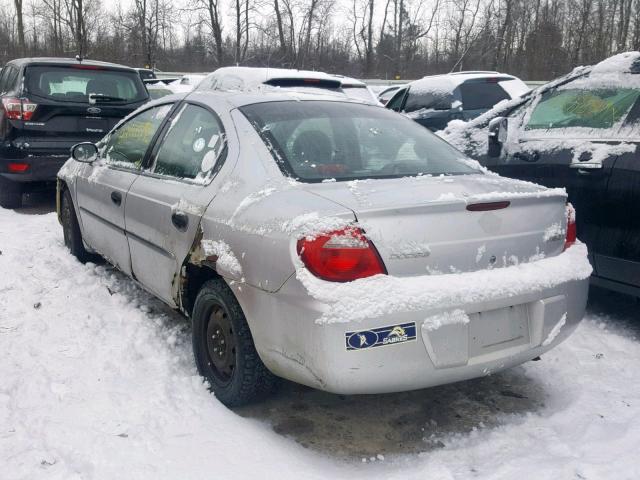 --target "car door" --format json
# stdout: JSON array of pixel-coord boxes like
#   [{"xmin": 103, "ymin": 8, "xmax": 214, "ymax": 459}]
[
  {"xmin": 594, "ymin": 147, "xmax": 640, "ymax": 290},
  {"xmin": 124, "ymin": 101, "xmax": 230, "ymax": 306},
  {"xmin": 75, "ymin": 103, "xmax": 173, "ymax": 274}
]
